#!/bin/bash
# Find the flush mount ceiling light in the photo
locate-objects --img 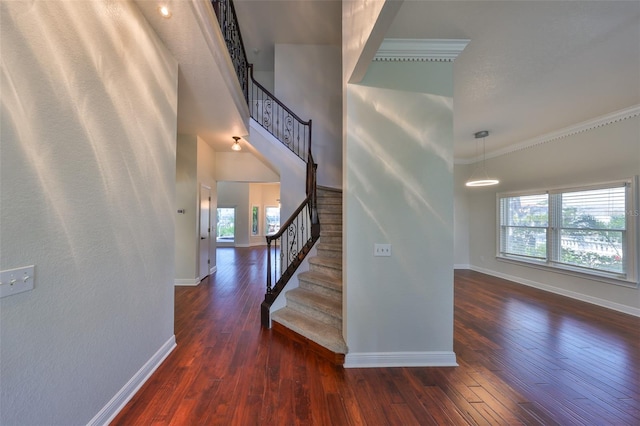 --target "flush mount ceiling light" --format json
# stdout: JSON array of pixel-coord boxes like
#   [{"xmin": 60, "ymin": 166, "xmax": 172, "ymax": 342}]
[
  {"xmin": 466, "ymin": 130, "xmax": 499, "ymax": 187},
  {"xmin": 158, "ymin": 5, "xmax": 172, "ymax": 18},
  {"xmin": 231, "ymin": 136, "xmax": 242, "ymax": 151}
]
